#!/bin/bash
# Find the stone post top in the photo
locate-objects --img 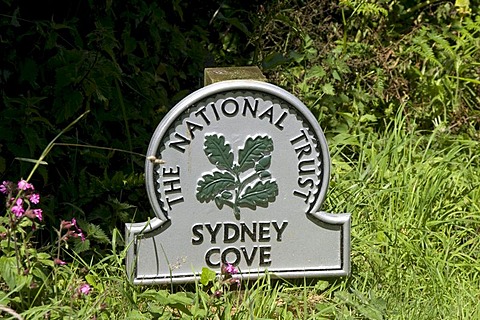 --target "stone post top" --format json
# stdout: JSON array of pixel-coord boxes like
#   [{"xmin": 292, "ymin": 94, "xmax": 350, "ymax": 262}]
[{"xmin": 204, "ymin": 66, "xmax": 267, "ymax": 86}]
